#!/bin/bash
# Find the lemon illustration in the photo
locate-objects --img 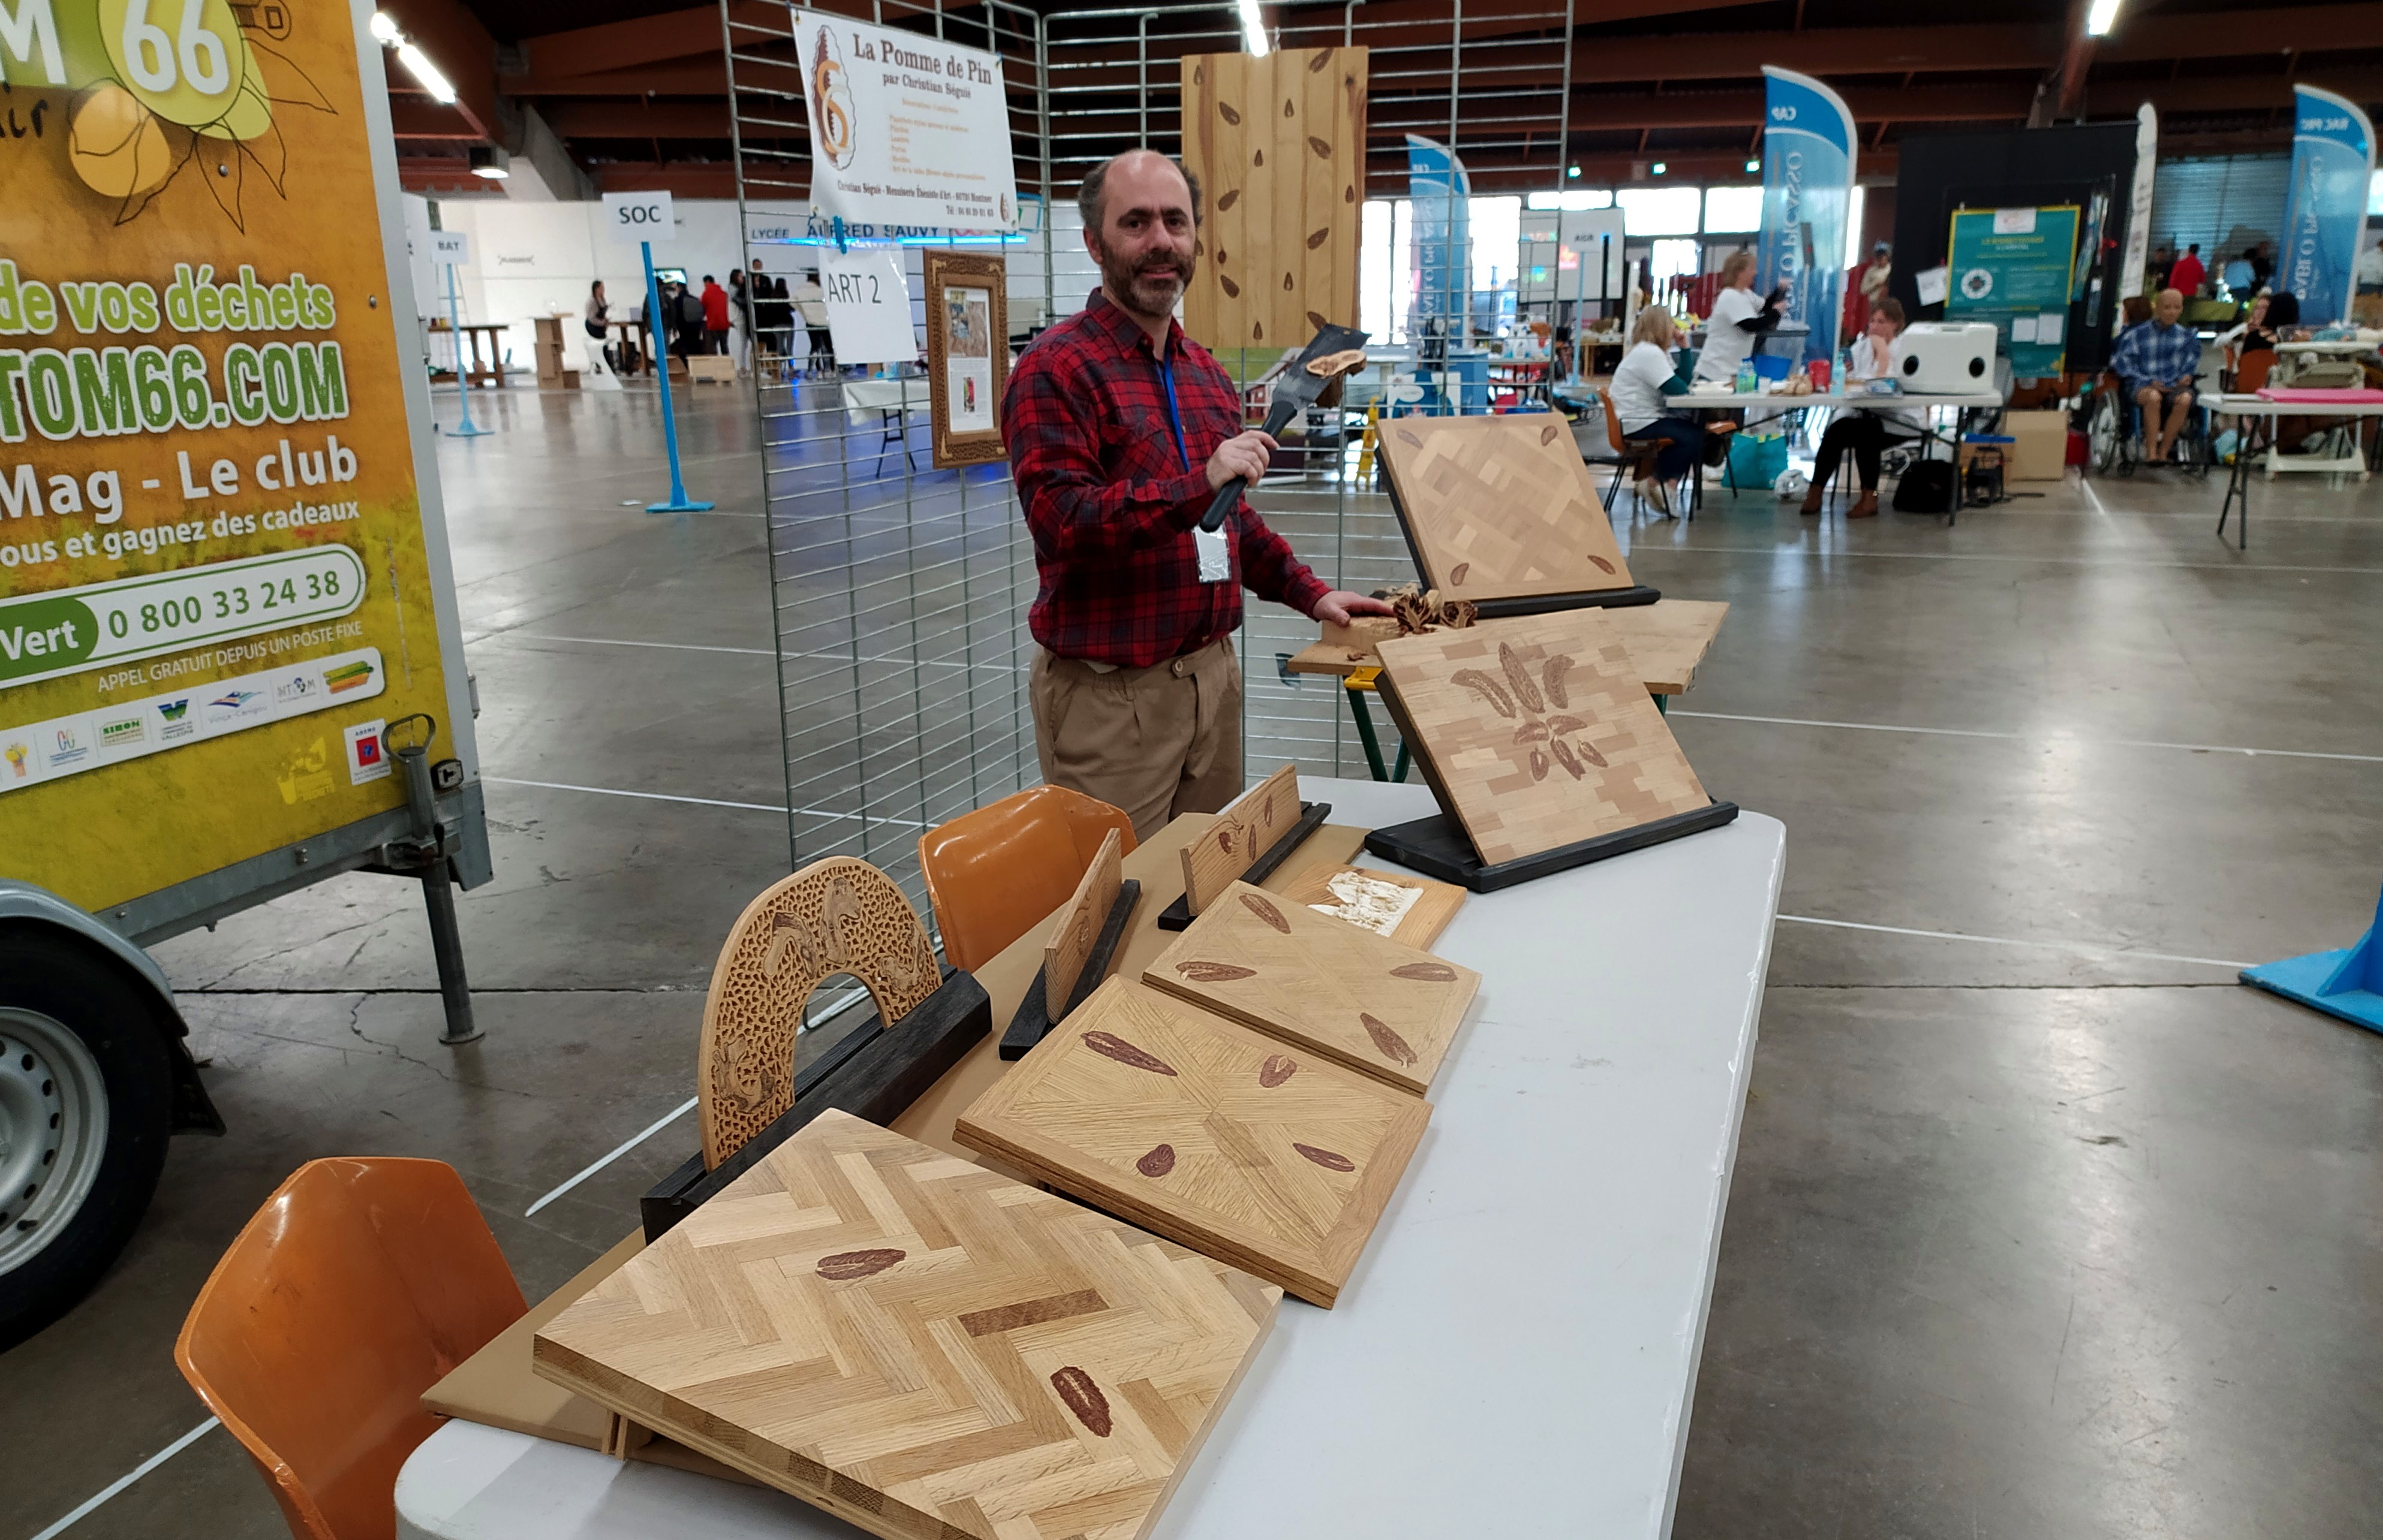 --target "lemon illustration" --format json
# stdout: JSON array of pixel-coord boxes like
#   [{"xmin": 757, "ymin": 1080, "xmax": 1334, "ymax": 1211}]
[
  {"xmin": 68, "ymin": 83, "xmax": 174, "ymax": 198},
  {"xmin": 100, "ymin": 0, "xmax": 251, "ymax": 127}
]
